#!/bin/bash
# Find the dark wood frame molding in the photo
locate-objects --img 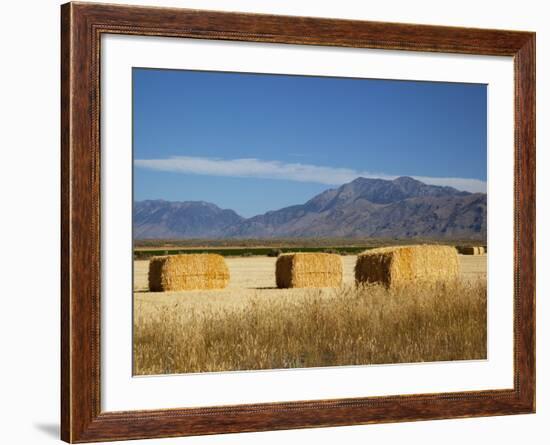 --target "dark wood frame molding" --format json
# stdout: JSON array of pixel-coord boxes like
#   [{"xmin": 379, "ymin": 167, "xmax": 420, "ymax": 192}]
[{"xmin": 61, "ymin": 2, "xmax": 535, "ymax": 442}]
